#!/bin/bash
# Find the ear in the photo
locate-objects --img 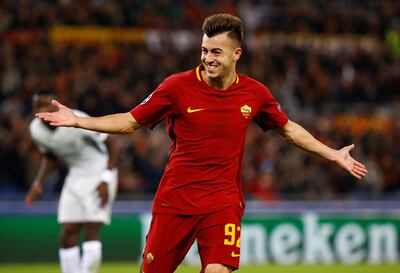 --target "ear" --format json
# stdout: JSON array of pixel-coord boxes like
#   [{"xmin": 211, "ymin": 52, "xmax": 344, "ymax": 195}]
[{"xmin": 234, "ymin": 48, "xmax": 242, "ymax": 61}]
